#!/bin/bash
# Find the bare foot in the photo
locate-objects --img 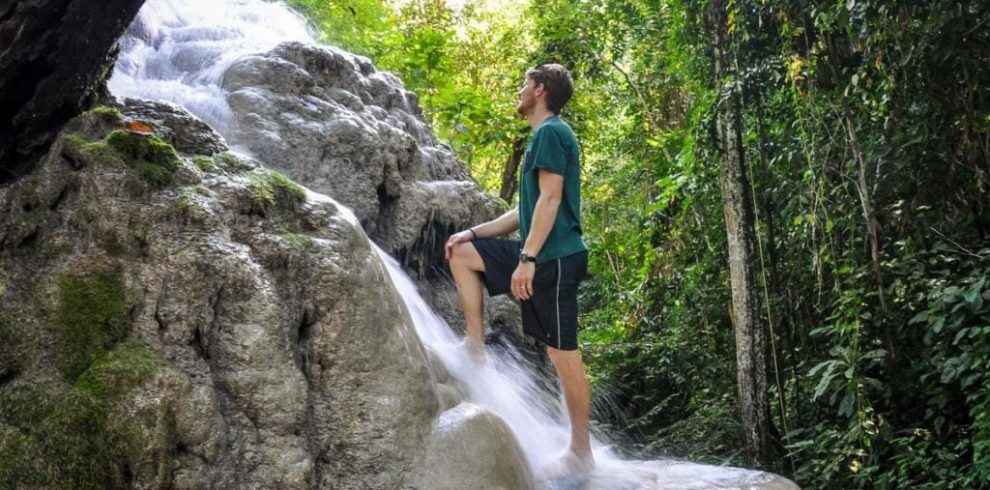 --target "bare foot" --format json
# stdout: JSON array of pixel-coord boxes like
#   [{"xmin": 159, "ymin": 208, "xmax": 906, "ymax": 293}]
[
  {"xmin": 540, "ymin": 448, "xmax": 595, "ymax": 480},
  {"xmin": 459, "ymin": 337, "xmax": 486, "ymax": 366}
]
